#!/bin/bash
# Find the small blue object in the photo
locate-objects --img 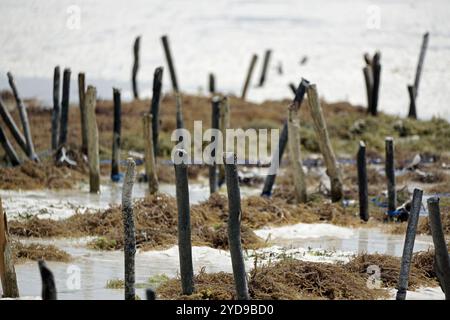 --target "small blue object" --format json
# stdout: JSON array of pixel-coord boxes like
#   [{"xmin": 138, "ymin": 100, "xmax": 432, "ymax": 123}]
[
  {"xmin": 386, "ymin": 209, "xmax": 401, "ymax": 217},
  {"xmin": 111, "ymin": 173, "xmax": 124, "ymax": 182}
]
